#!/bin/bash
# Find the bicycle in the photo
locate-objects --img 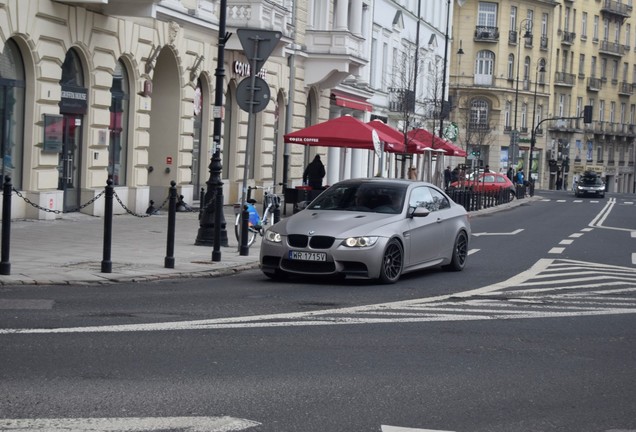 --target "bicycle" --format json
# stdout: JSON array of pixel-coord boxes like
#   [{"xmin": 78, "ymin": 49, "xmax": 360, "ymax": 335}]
[{"xmin": 234, "ymin": 185, "xmax": 282, "ymax": 247}]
